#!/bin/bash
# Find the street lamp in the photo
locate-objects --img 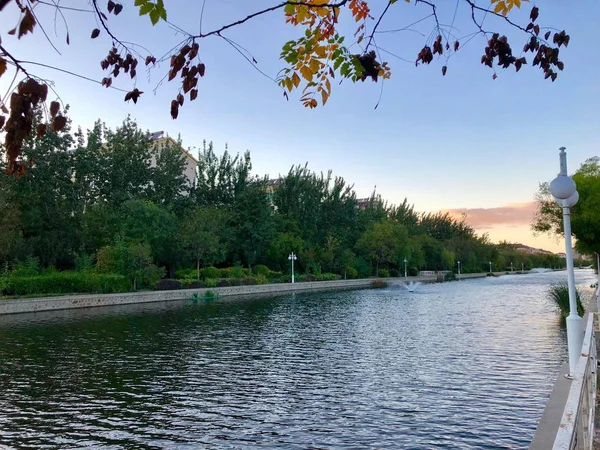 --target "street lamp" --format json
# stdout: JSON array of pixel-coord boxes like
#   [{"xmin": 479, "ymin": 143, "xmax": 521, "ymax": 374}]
[
  {"xmin": 489, "ymin": 261, "xmax": 492, "ymax": 273},
  {"xmin": 521, "ymin": 262, "xmax": 524, "ymax": 272},
  {"xmin": 549, "ymin": 146, "xmax": 582, "ymax": 378},
  {"xmin": 404, "ymin": 258, "xmax": 408, "ymax": 278},
  {"xmin": 457, "ymin": 260, "xmax": 461, "ymax": 275},
  {"xmin": 510, "ymin": 262, "xmax": 513, "ymax": 272},
  {"xmin": 288, "ymin": 252, "xmax": 297, "ymax": 284}
]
